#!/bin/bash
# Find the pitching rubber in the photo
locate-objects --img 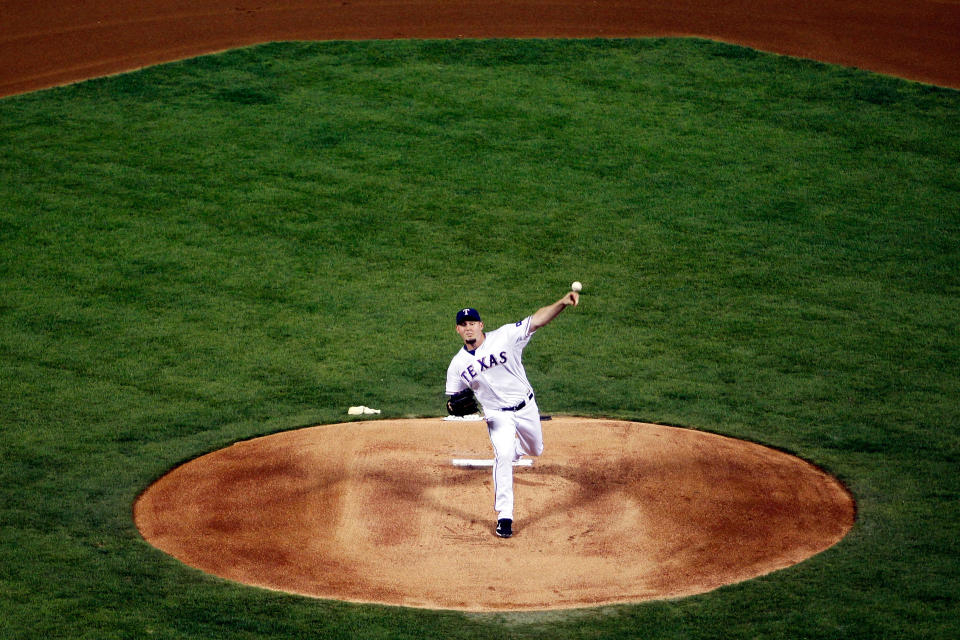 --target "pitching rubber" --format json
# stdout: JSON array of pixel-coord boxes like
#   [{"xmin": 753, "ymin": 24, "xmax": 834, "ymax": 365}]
[{"xmin": 451, "ymin": 458, "xmax": 534, "ymax": 468}]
